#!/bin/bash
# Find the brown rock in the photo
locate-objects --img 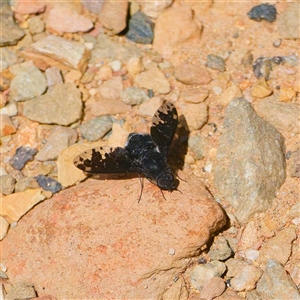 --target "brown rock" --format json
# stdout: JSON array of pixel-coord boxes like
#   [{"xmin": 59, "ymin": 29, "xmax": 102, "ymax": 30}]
[
  {"xmin": 199, "ymin": 277, "xmax": 226, "ymax": 300},
  {"xmin": 174, "ymin": 64, "xmax": 212, "ymax": 85},
  {"xmin": 98, "ymin": 76, "xmax": 123, "ymax": 99},
  {"xmin": 215, "ymin": 288, "xmax": 244, "ymax": 300},
  {"xmin": 251, "ymin": 78, "xmax": 272, "ymax": 98},
  {"xmin": 0, "ymin": 114, "xmax": 17, "ymax": 136},
  {"xmin": 278, "ymin": 87, "xmax": 296, "ymax": 102},
  {"xmin": 217, "ymin": 85, "xmax": 243, "ymax": 106},
  {"xmin": 134, "ymin": 67, "xmax": 170, "ymax": 94},
  {"xmin": 153, "ymin": 5, "xmax": 202, "ymax": 58},
  {"xmin": 0, "ymin": 189, "xmax": 45, "ymax": 223},
  {"xmin": 2, "ymin": 174, "xmax": 226, "ymax": 299},
  {"xmin": 180, "ymin": 88, "xmax": 209, "ymax": 103},
  {"xmin": 98, "ymin": 0, "xmax": 128, "ymax": 34},
  {"xmin": 46, "ymin": 5, "xmax": 94, "ymax": 33},
  {"xmin": 14, "ymin": 0, "xmax": 45, "ymax": 14}
]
